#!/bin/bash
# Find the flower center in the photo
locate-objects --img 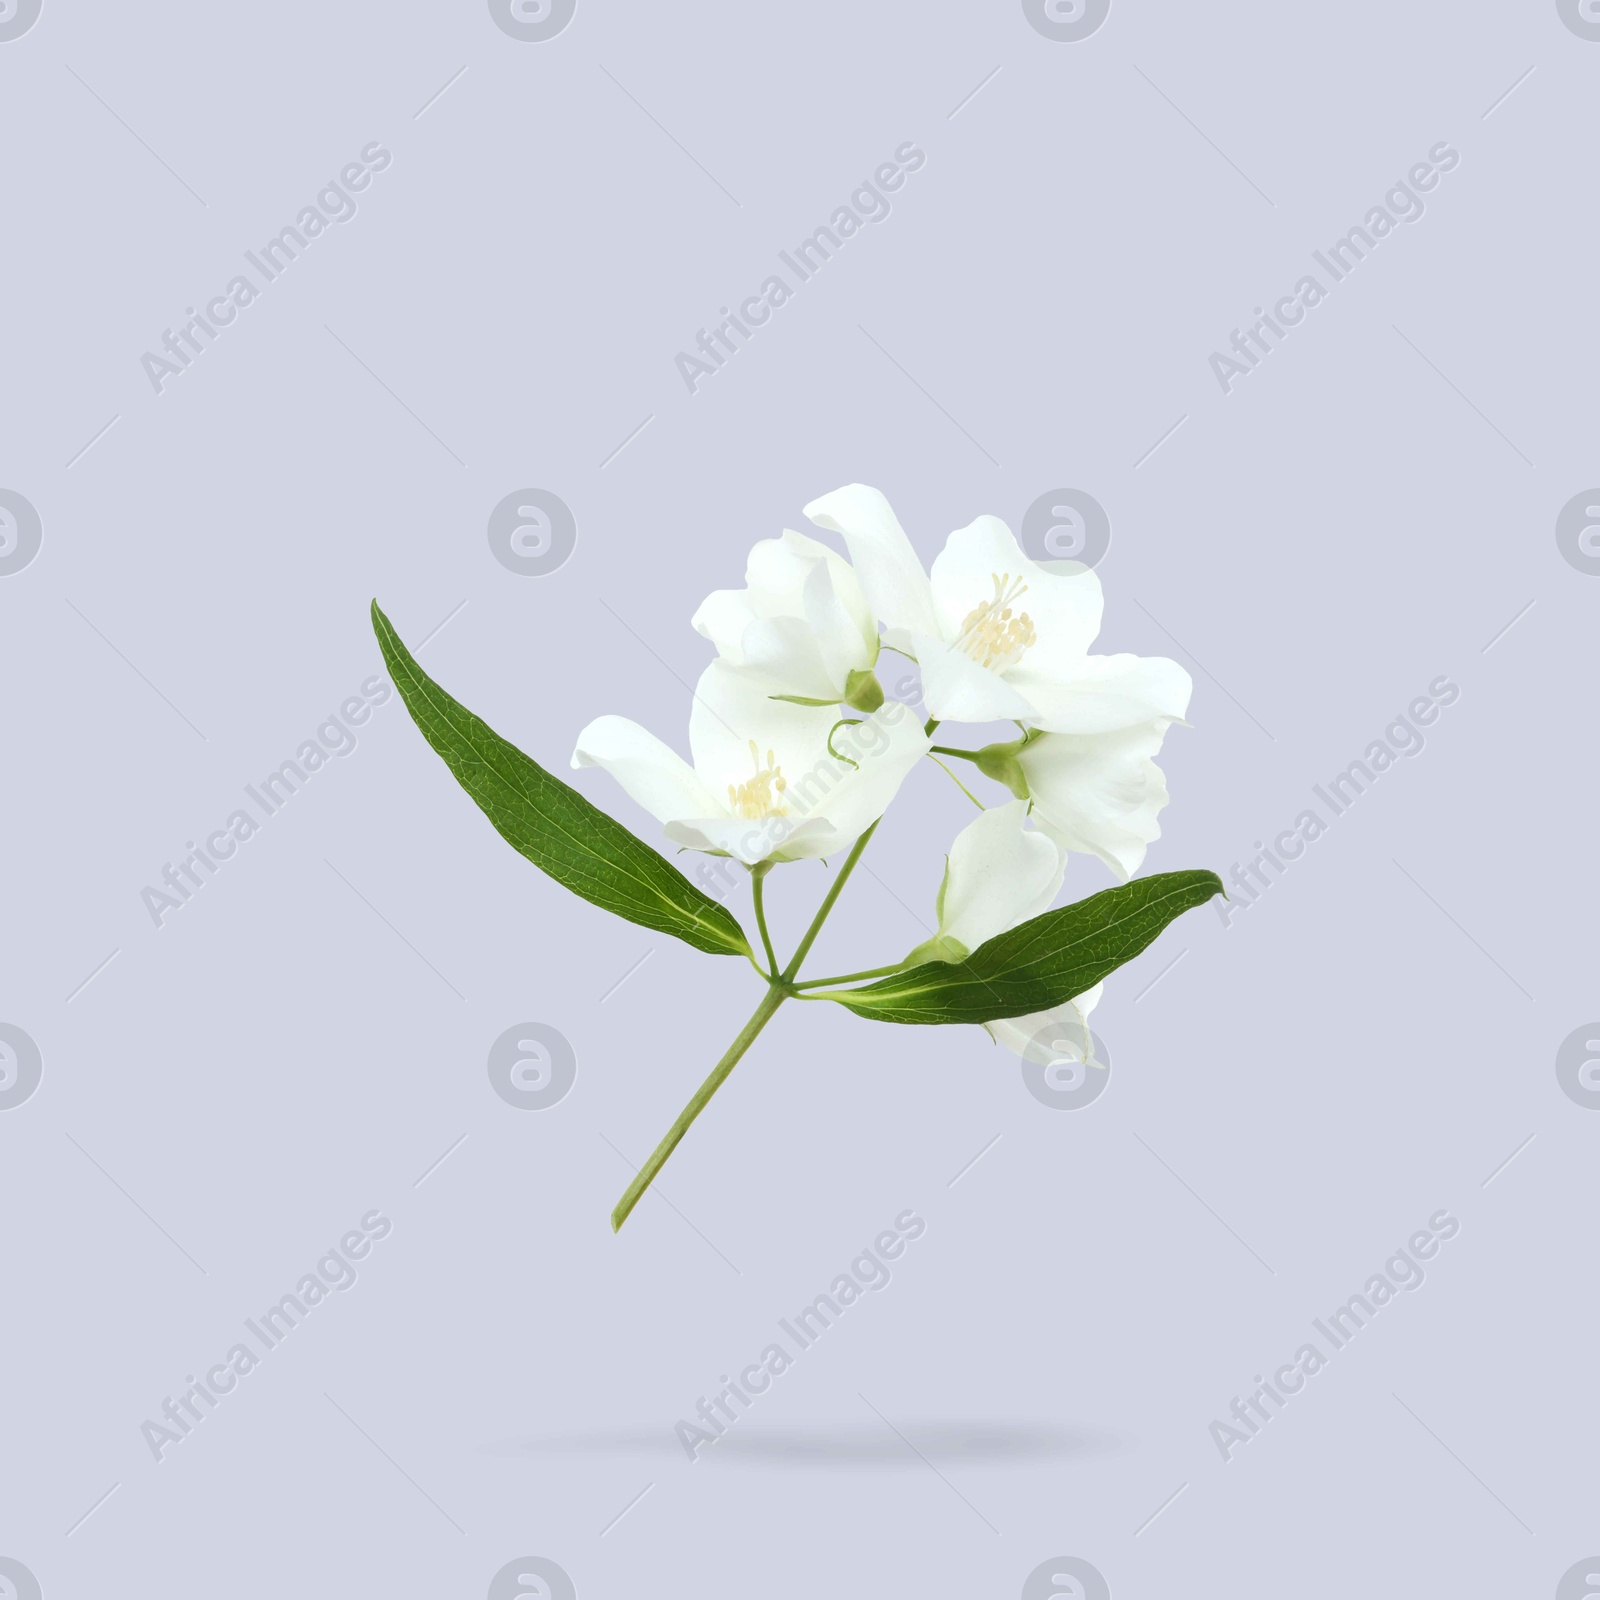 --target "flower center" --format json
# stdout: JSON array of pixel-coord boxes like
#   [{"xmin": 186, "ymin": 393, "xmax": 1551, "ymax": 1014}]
[
  {"xmin": 956, "ymin": 573, "xmax": 1035, "ymax": 673},
  {"xmin": 727, "ymin": 739, "xmax": 789, "ymax": 820}
]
